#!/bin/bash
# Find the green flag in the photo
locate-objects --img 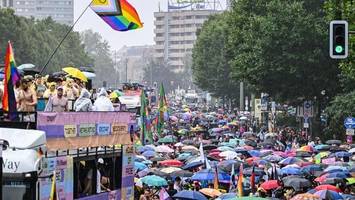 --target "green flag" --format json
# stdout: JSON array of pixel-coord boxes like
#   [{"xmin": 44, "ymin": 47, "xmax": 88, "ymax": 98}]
[
  {"xmin": 157, "ymin": 83, "xmax": 168, "ymax": 136},
  {"xmin": 140, "ymin": 91, "xmax": 152, "ymax": 144}
]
